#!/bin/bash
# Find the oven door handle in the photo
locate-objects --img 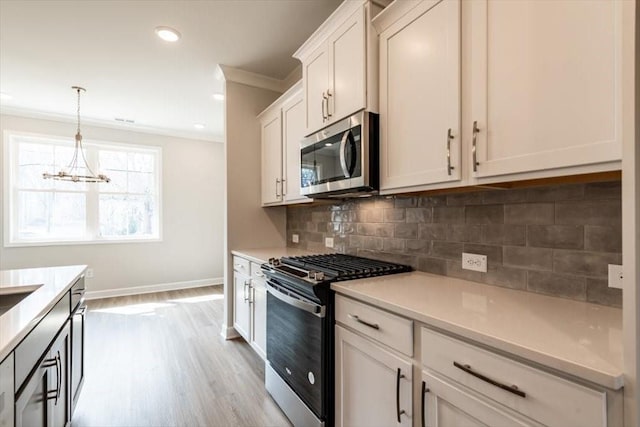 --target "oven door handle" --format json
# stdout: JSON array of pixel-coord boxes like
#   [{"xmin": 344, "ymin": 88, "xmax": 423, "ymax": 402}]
[{"xmin": 266, "ymin": 282, "xmax": 326, "ymax": 318}]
